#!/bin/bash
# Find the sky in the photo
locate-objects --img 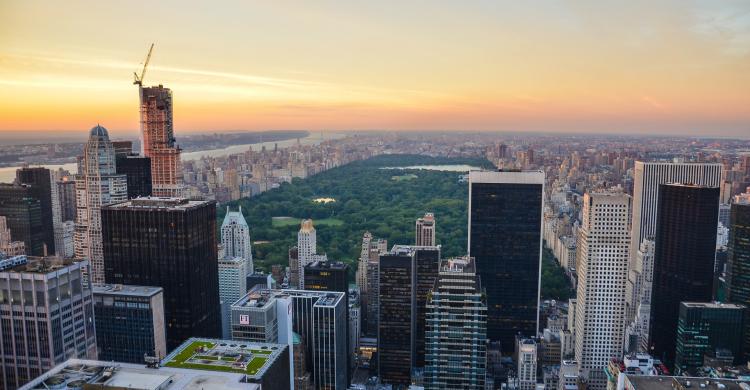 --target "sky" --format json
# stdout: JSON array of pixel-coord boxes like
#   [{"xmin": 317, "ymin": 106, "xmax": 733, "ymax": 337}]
[{"xmin": 1, "ymin": 1, "xmax": 749, "ymax": 138}]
